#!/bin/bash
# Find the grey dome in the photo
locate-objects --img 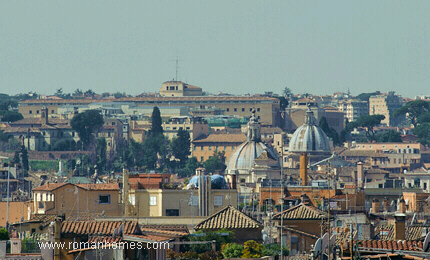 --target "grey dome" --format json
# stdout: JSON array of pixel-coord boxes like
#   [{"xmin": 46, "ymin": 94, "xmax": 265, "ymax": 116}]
[
  {"xmin": 226, "ymin": 109, "xmax": 279, "ymax": 171},
  {"xmin": 227, "ymin": 141, "xmax": 279, "ymax": 171},
  {"xmin": 289, "ymin": 107, "xmax": 330, "ymax": 152}
]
